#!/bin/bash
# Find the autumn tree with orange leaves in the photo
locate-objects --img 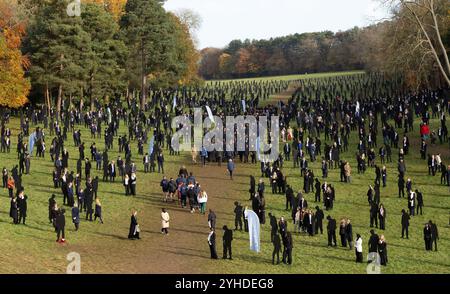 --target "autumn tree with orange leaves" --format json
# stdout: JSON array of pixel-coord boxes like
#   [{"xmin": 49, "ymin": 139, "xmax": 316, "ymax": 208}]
[{"xmin": 0, "ymin": 0, "xmax": 31, "ymax": 108}]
